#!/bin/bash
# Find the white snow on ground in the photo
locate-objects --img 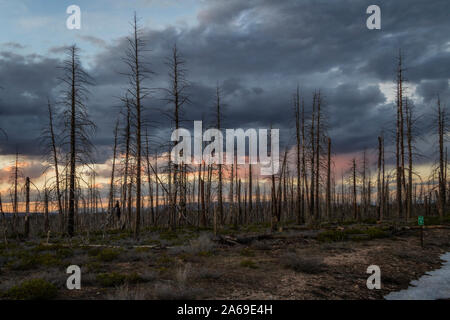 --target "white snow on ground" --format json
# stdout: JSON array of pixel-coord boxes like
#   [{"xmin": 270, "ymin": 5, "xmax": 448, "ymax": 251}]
[{"xmin": 385, "ymin": 252, "xmax": 450, "ymax": 300}]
